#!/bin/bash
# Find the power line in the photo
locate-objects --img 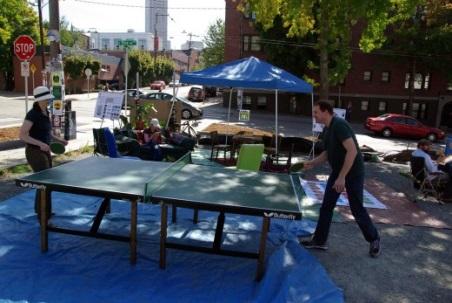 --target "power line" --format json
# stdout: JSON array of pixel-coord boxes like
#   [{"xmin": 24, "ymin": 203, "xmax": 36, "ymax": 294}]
[{"xmin": 70, "ymin": 0, "xmax": 225, "ymax": 10}]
